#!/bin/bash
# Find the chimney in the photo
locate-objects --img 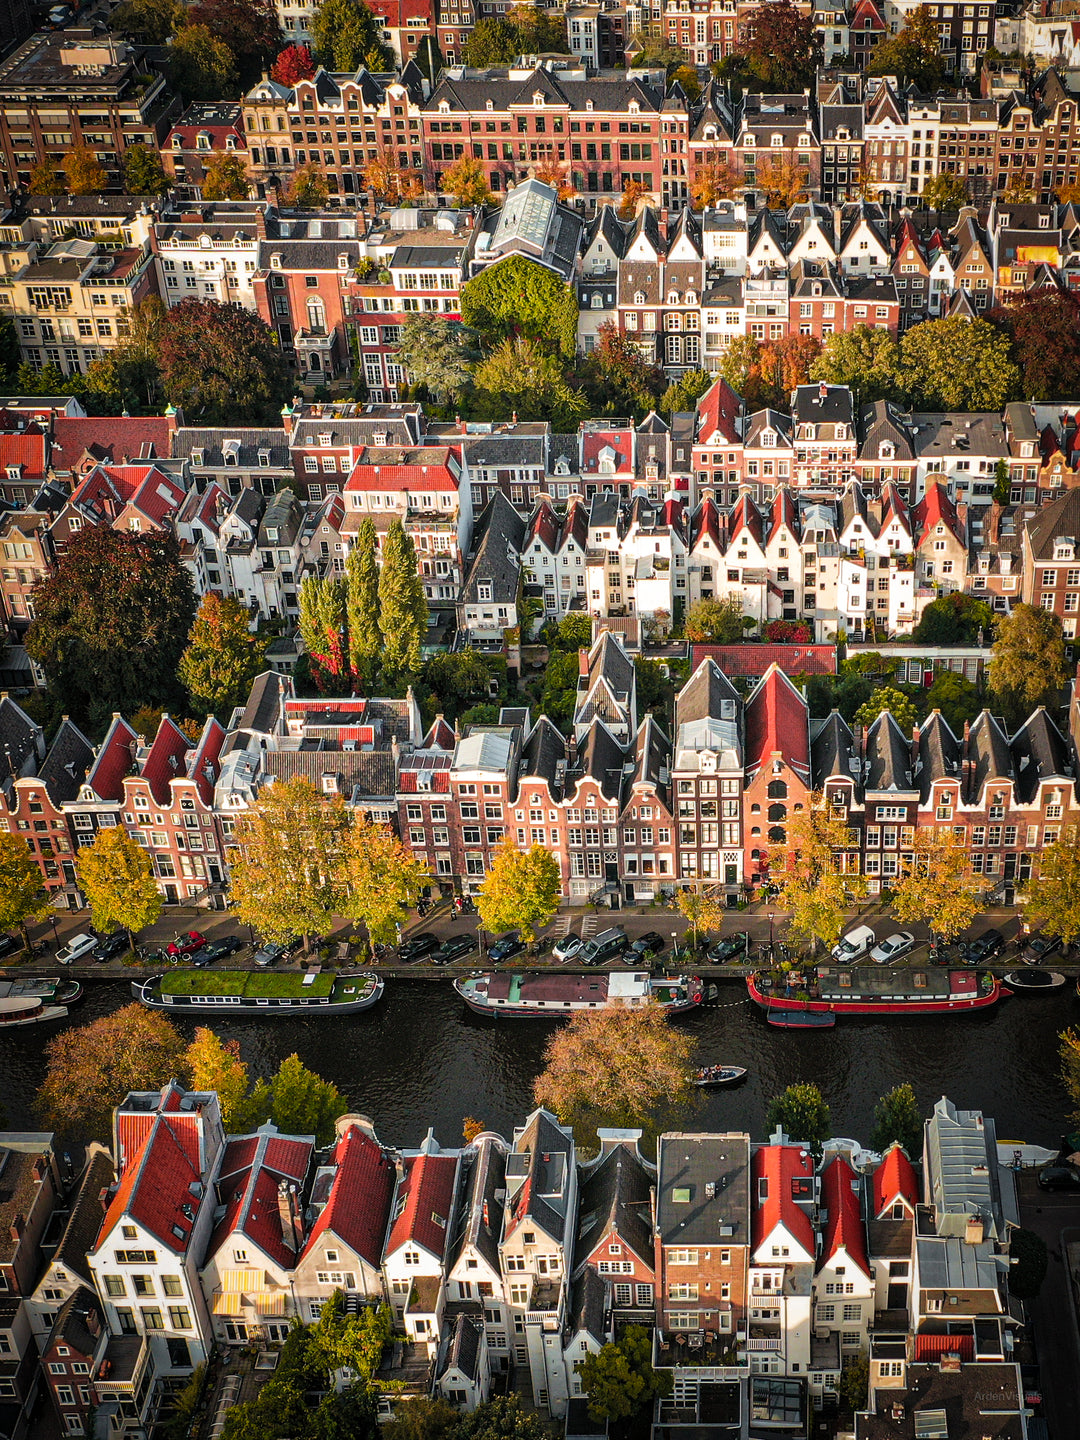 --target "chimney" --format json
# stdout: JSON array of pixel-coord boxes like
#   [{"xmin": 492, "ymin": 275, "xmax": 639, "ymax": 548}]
[
  {"xmin": 819, "ymin": 381, "xmax": 828, "ymax": 401},
  {"xmin": 578, "ymin": 648, "xmax": 590, "ymax": 677},
  {"xmin": 9, "ymin": 1215, "xmax": 23, "ymax": 1243},
  {"xmin": 965, "ymin": 1215, "xmax": 984, "ymax": 1246},
  {"xmin": 988, "ymin": 499, "xmax": 1002, "ymax": 546},
  {"xmin": 277, "ymin": 1179, "xmax": 304, "ymax": 1253},
  {"xmin": 911, "ymin": 722, "xmax": 920, "ymax": 764}
]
